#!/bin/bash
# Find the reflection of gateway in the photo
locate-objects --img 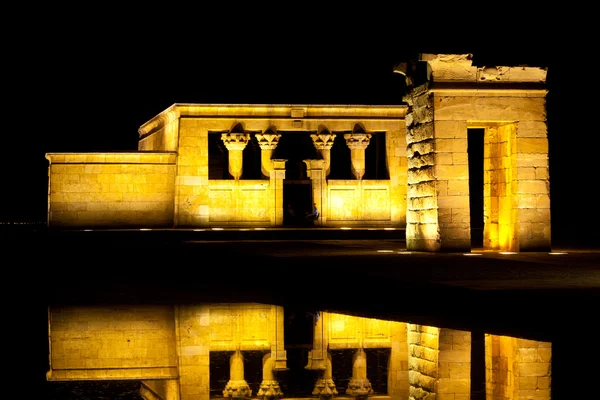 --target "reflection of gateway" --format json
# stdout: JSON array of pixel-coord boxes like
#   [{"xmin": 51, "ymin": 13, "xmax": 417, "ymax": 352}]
[{"xmin": 46, "ymin": 54, "xmax": 551, "ymax": 252}]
